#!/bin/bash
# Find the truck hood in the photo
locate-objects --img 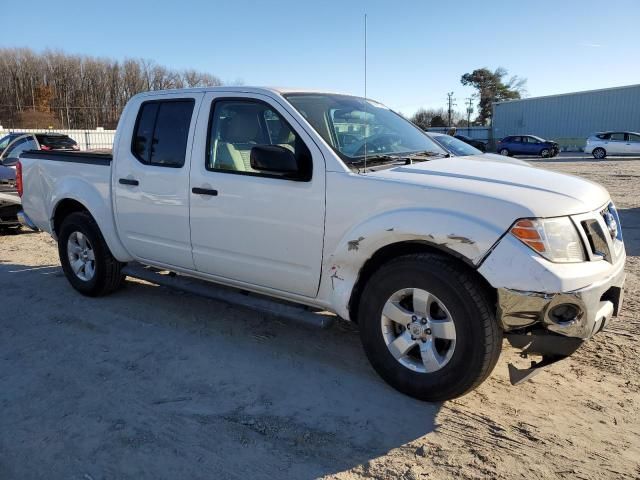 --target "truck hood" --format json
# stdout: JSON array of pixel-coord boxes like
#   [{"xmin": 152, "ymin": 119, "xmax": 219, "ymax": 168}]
[{"xmin": 368, "ymin": 156, "xmax": 610, "ymax": 217}]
